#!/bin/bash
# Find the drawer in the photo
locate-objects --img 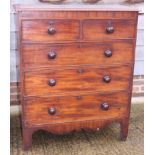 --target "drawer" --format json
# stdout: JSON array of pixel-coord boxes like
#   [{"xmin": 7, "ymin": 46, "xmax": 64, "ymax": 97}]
[
  {"xmin": 83, "ymin": 19, "xmax": 136, "ymax": 40},
  {"xmin": 23, "ymin": 42, "xmax": 134, "ymax": 69},
  {"xmin": 24, "ymin": 91, "xmax": 129, "ymax": 126},
  {"xmin": 22, "ymin": 20, "xmax": 80, "ymax": 42},
  {"xmin": 24, "ymin": 65, "xmax": 132, "ymax": 97}
]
